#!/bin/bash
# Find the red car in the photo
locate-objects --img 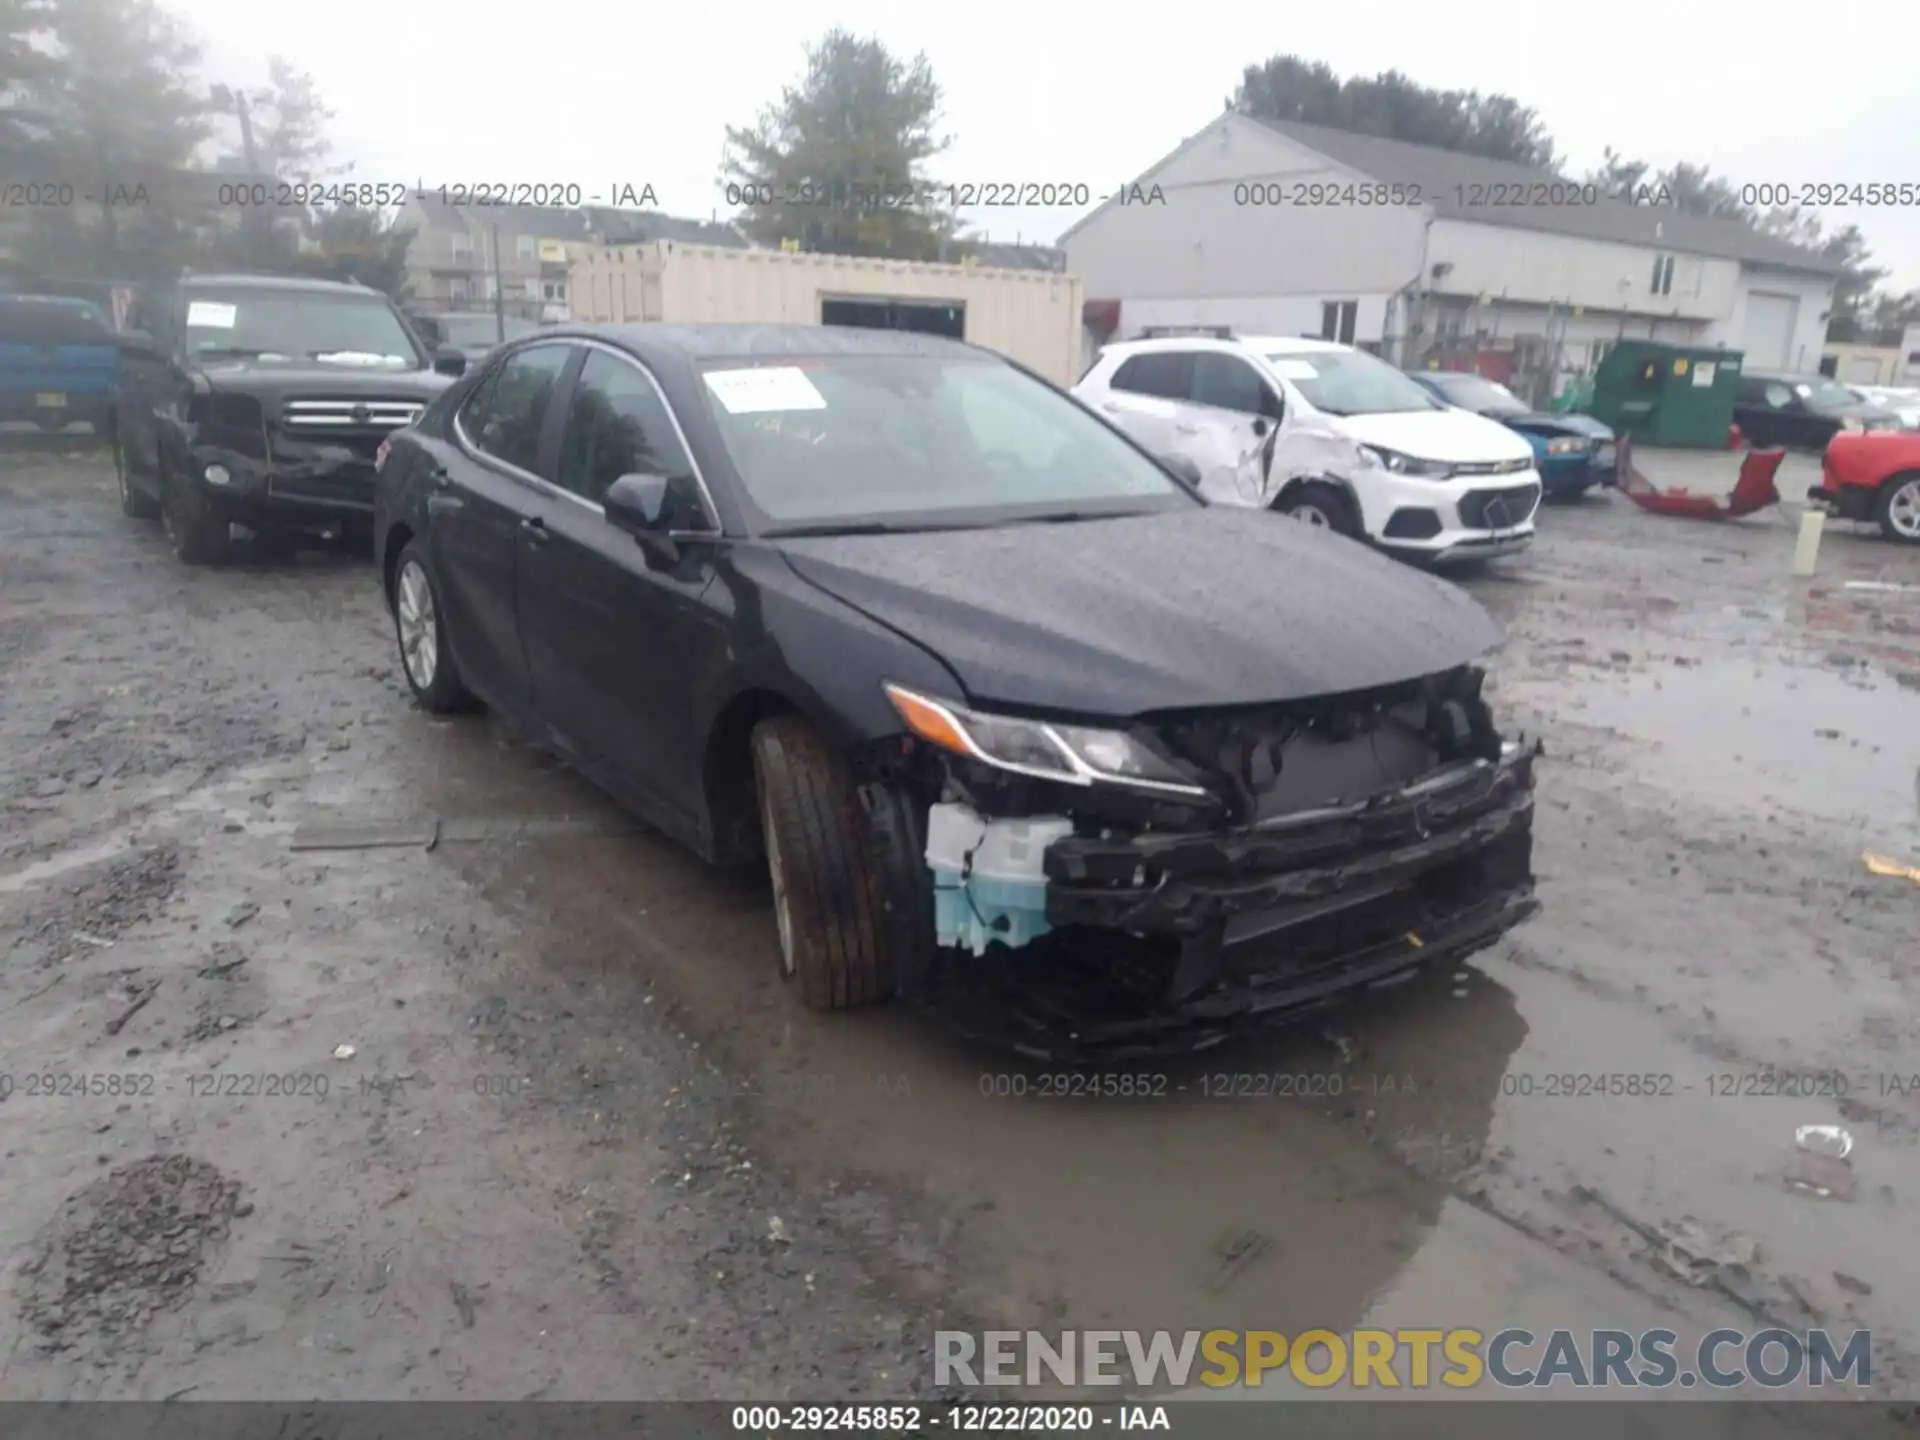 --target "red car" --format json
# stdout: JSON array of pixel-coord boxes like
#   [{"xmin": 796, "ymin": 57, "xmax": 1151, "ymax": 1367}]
[{"xmin": 1812, "ymin": 432, "xmax": 1920, "ymax": 544}]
